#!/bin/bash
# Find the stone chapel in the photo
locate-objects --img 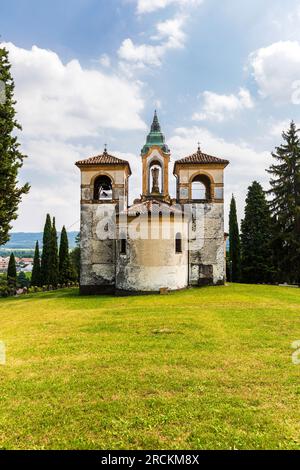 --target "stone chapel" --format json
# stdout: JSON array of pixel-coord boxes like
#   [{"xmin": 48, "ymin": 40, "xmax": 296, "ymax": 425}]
[{"xmin": 76, "ymin": 112, "xmax": 229, "ymax": 294}]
